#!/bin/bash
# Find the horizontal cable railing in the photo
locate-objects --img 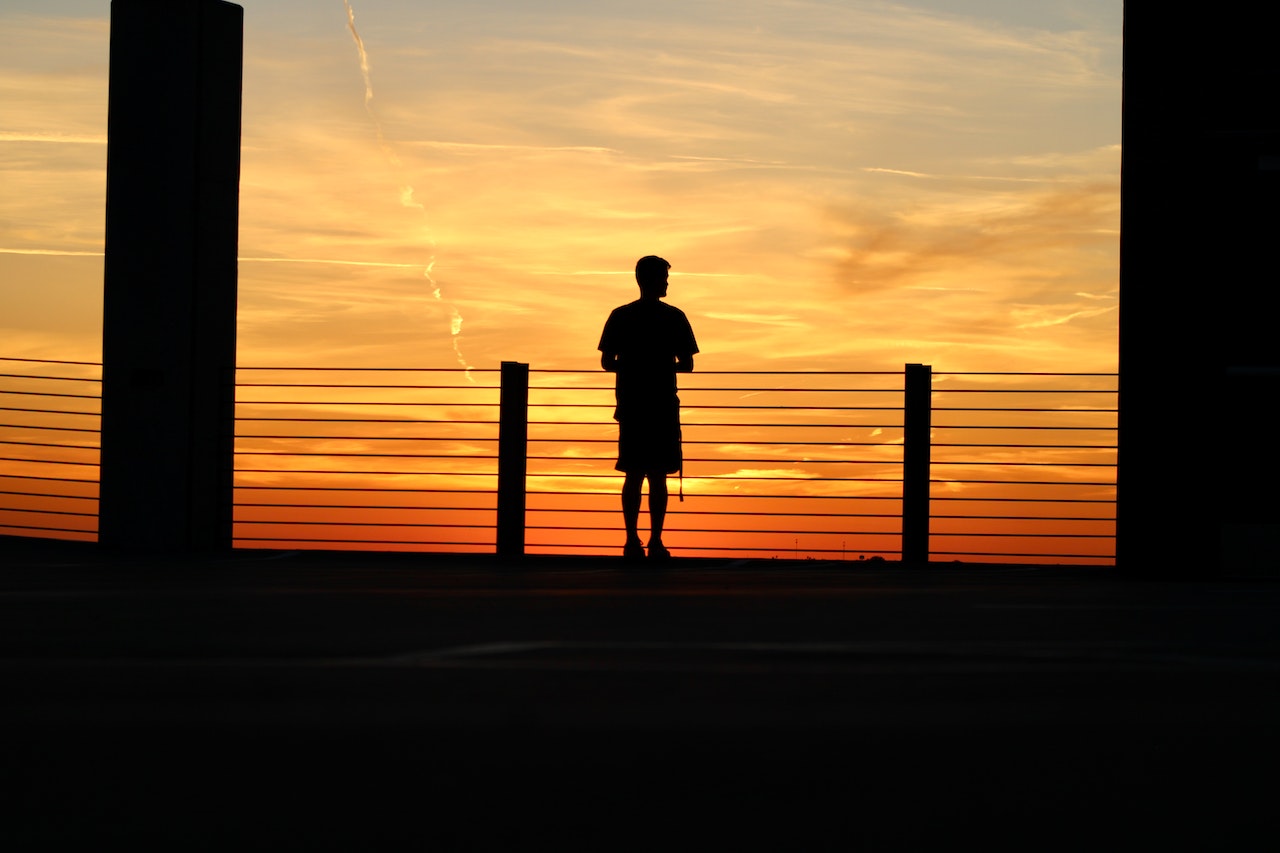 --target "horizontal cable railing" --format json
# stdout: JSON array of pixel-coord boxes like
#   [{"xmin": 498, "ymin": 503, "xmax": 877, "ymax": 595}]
[
  {"xmin": 234, "ymin": 366, "xmax": 502, "ymax": 553},
  {"xmin": 1, "ymin": 359, "xmax": 1117, "ymax": 564},
  {"xmin": 927, "ymin": 372, "xmax": 1116, "ymax": 563},
  {"xmin": 523, "ymin": 369, "xmax": 906, "ymax": 560},
  {"xmin": 0, "ymin": 357, "xmax": 102, "ymax": 542}
]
